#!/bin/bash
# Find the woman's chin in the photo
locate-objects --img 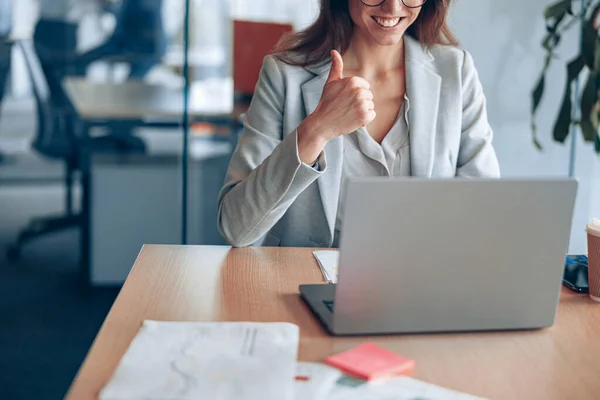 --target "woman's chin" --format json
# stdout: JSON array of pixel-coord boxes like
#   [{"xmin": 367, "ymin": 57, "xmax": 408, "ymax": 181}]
[
  {"xmin": 361, "ymin": 25, "xmax": 406, "ymax": 47},
  {"xmin": 369, "ymin": 33, "xmax": 405, "ymax": 47}
]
